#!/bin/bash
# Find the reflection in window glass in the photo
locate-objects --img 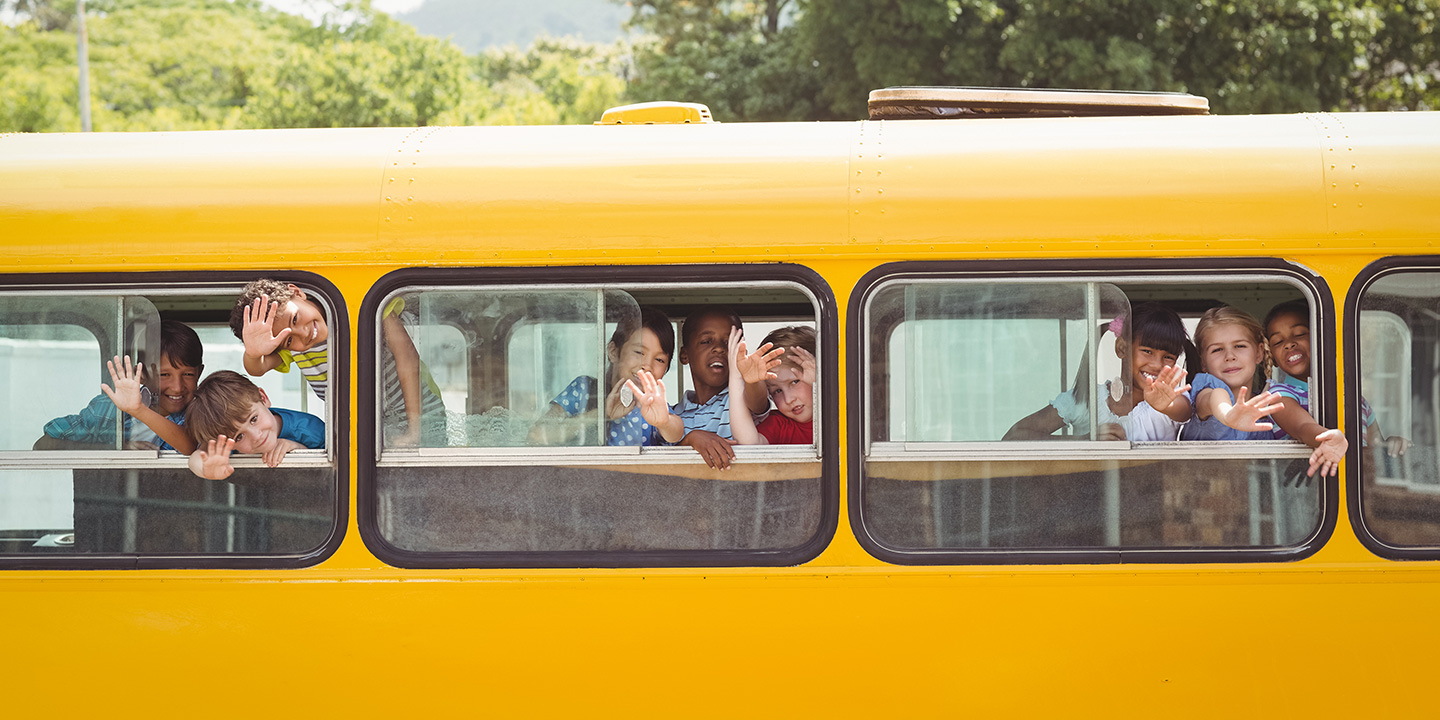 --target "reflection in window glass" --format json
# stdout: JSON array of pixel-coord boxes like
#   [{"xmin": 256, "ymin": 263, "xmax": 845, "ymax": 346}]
[{"xmin": 1359, "ymin": 273, "xmax": 1440, "ymax": 546}]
